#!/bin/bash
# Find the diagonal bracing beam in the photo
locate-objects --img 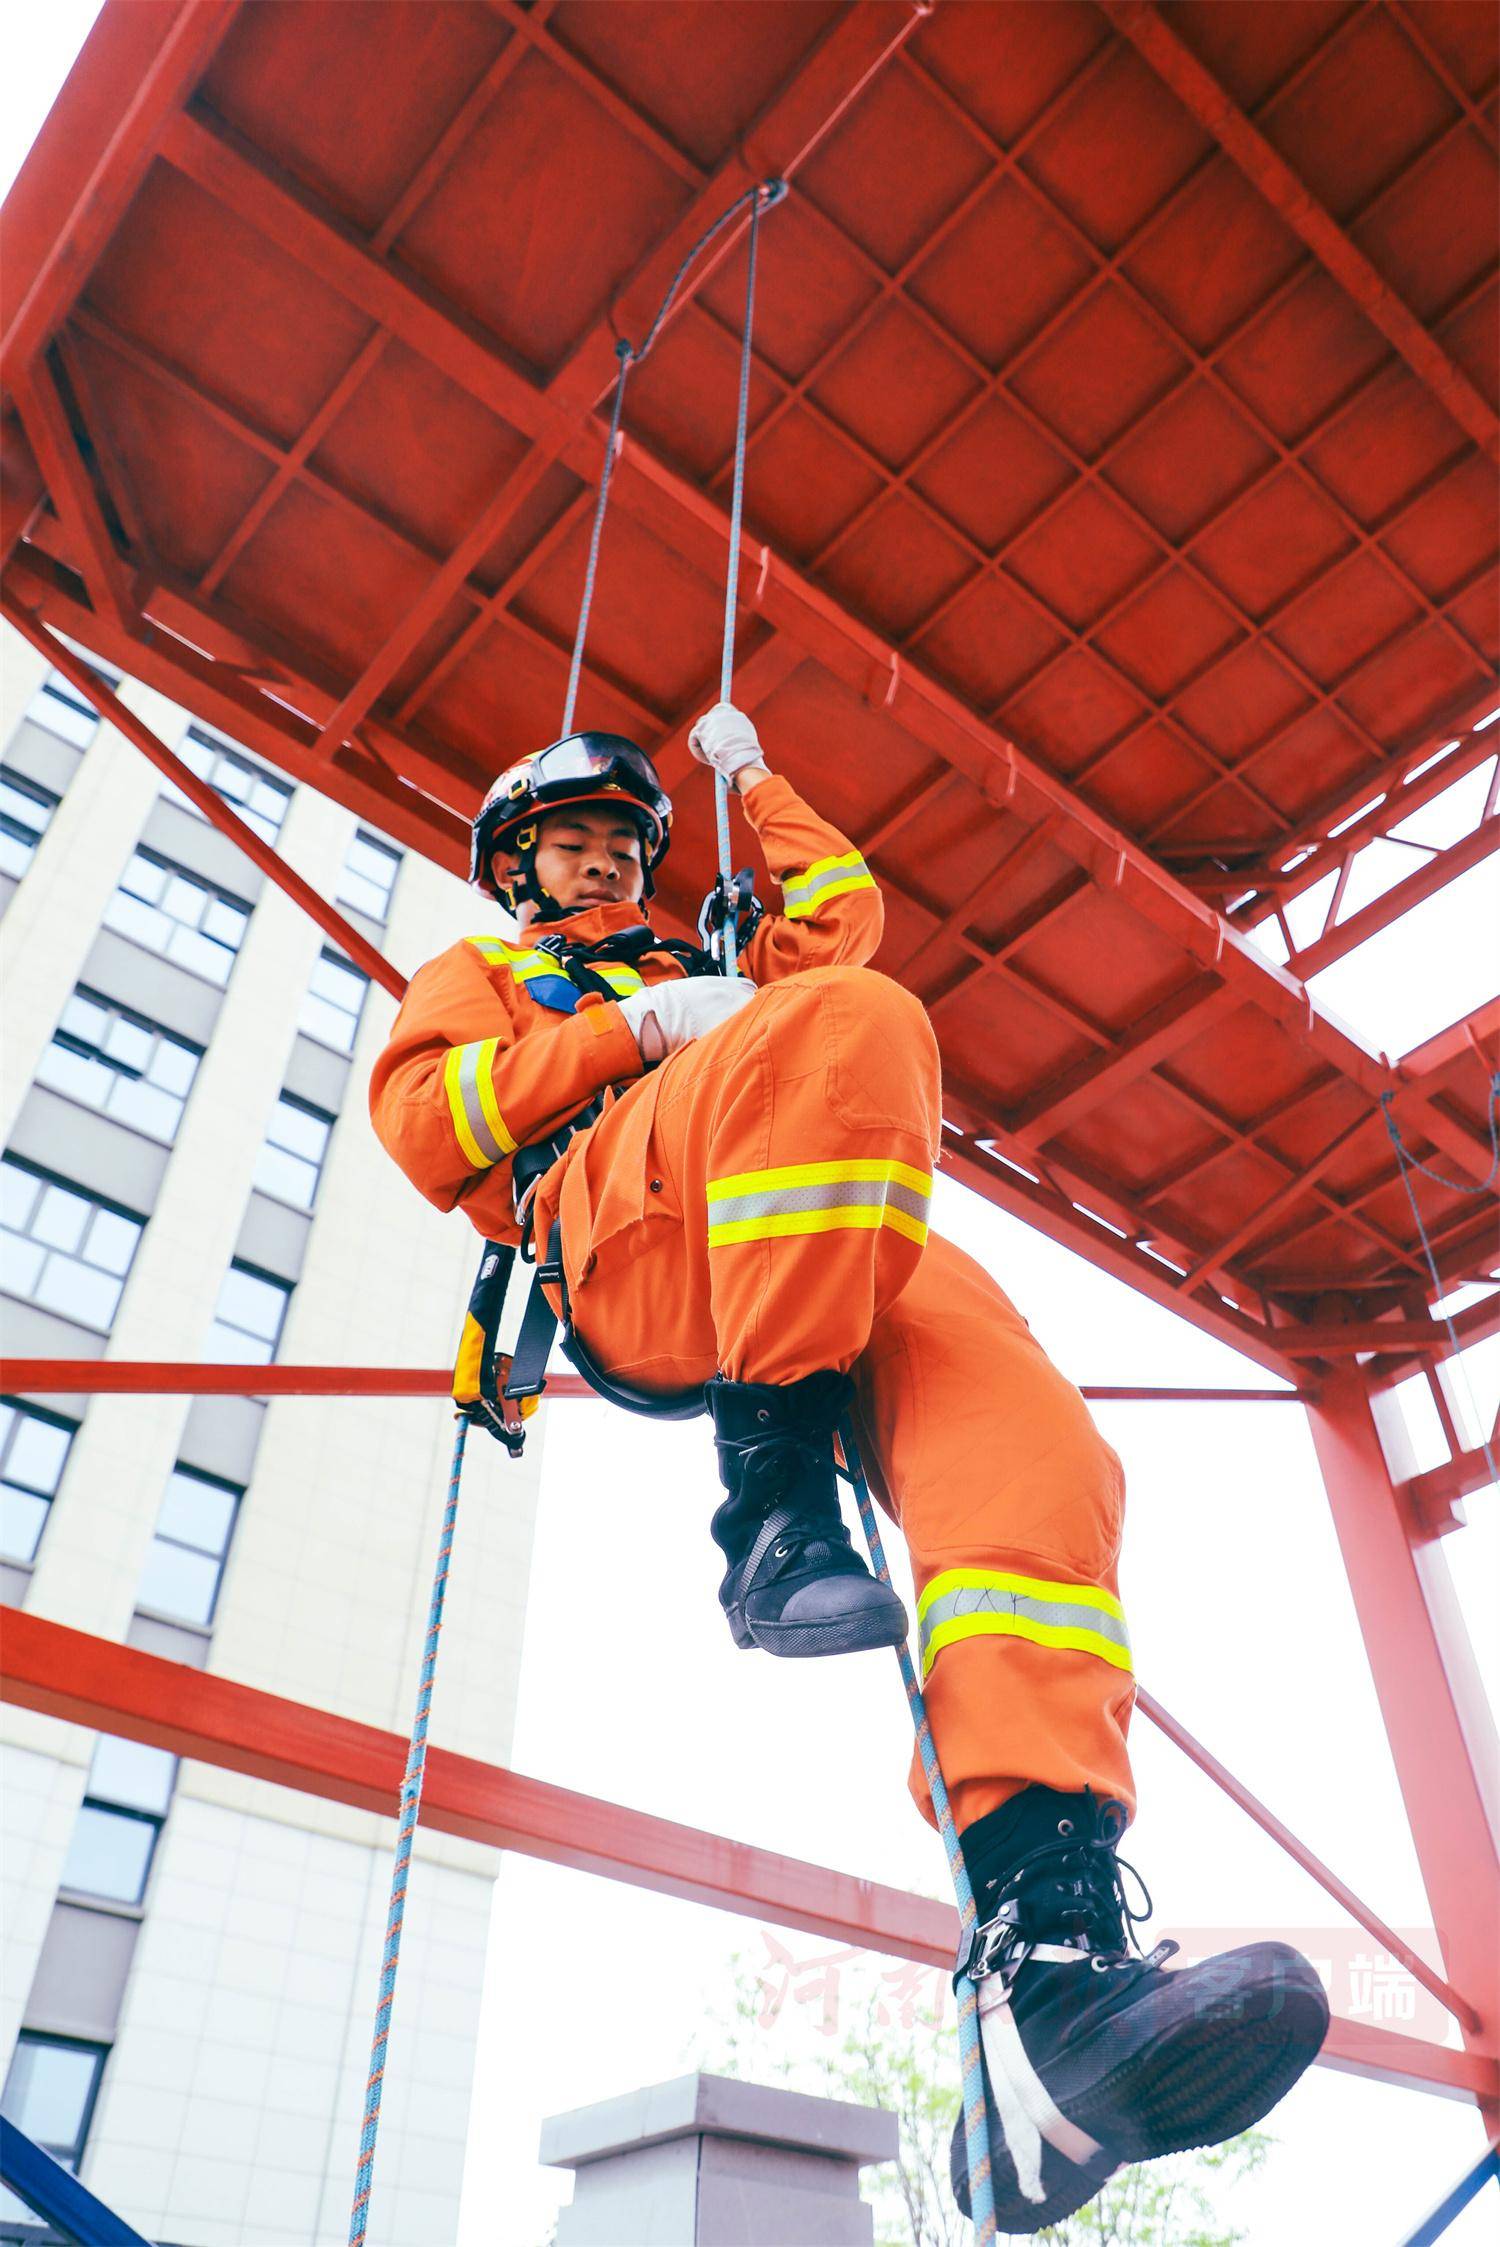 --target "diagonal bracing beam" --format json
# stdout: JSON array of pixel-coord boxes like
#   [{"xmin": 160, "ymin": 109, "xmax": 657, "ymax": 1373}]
[{"xmin": 1103, "ymin": 1, "xmax": 1500, "ymax": 462}]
